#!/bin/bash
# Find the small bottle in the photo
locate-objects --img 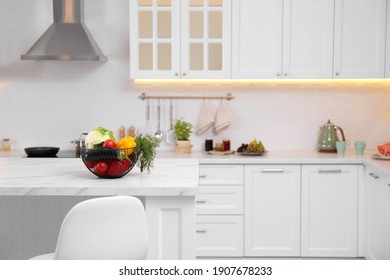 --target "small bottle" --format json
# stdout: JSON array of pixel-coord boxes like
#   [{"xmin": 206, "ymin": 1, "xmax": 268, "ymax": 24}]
[
  {"xmin": 215, "ymin": 142, "xmax": 224, "ymax": 152},
  {"xmin": 223, "ymin": 139, "xmax": 231, "ymax": 151},
  {"xmin": 205, "ymin": 139, "xmax": 213, "ymax": 151},
  {"xmin": 2, "ymin": 138, "xmax": 11, "ymax": 151}
]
